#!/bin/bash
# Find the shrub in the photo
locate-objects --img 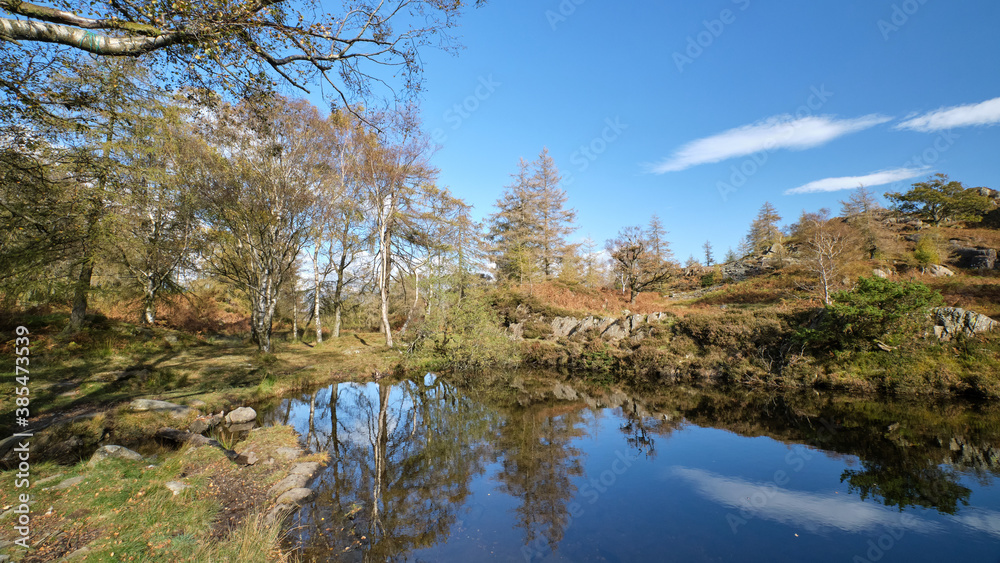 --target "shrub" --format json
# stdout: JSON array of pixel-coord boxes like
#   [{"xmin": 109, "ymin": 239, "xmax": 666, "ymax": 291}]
[
  {"xmin": 804, "ymin": 276, "xmax": 943, "ymax": 351},
  {"xmin": 914, "ymin": 235, "xmax": 941, "ymax": 266}
]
